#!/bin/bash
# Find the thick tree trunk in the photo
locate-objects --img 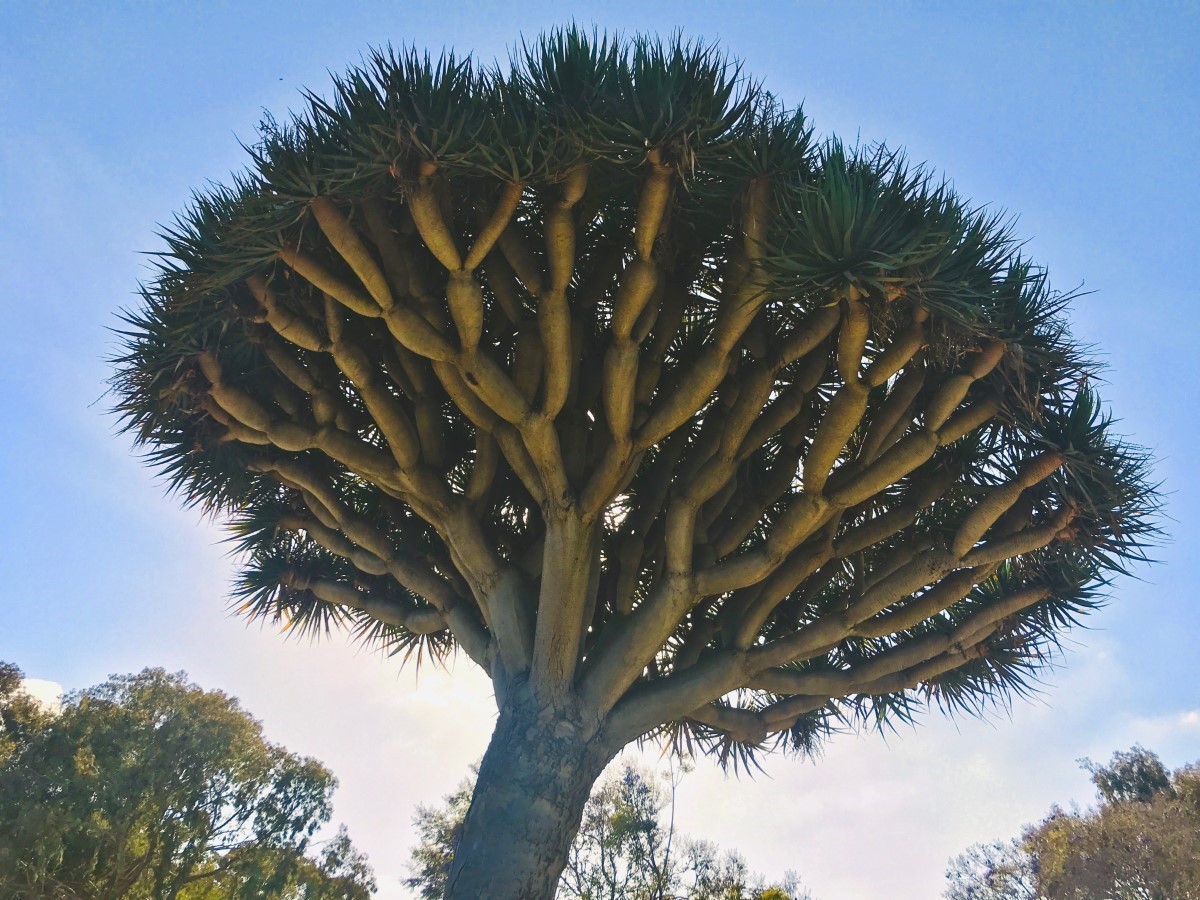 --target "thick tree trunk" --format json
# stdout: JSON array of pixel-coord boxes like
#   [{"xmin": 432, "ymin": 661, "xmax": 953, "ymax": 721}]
[{"xmin": 444, "ymin": 684, "xmax": 616, "ymax": 899}]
